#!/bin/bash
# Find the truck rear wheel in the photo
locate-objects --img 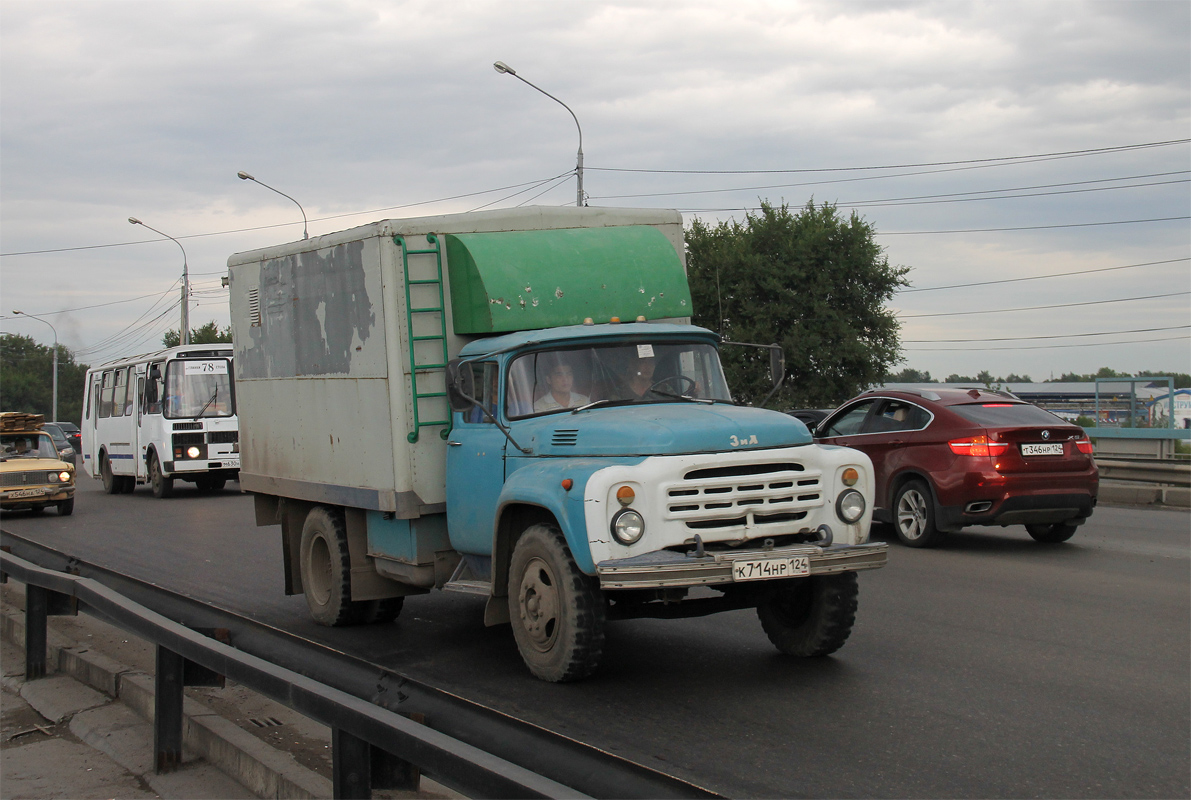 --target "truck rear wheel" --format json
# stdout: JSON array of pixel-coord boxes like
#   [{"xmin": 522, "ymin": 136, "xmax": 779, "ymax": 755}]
[
  {"xmin": 507, "ymin": 524, "xmax": 606, "ymax": 682},
  {"xmin": 757, "ymin": 572, "xmax": 858, "ymax": 657},
  {"xmin": 299, "ymin": 507, "xmax": 361, "ymax": 627},
  {"xmin": 358, "ymin": 597, "xmax": 404, "ymax": 625}
]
